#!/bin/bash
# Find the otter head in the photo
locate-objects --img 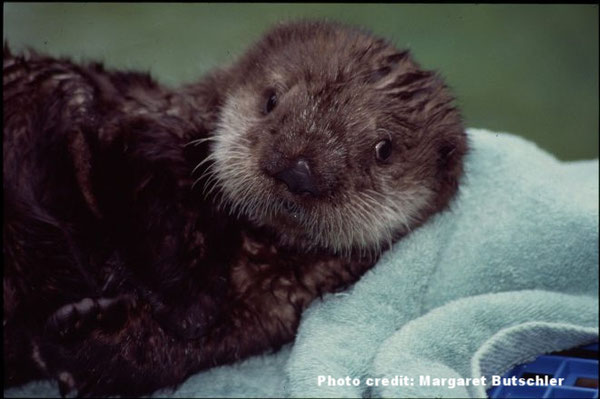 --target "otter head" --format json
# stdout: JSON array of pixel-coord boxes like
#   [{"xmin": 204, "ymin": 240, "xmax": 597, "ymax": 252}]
[{"xmin": 205, "ymin": 21, "xmax": 467, "ymax": 255}]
